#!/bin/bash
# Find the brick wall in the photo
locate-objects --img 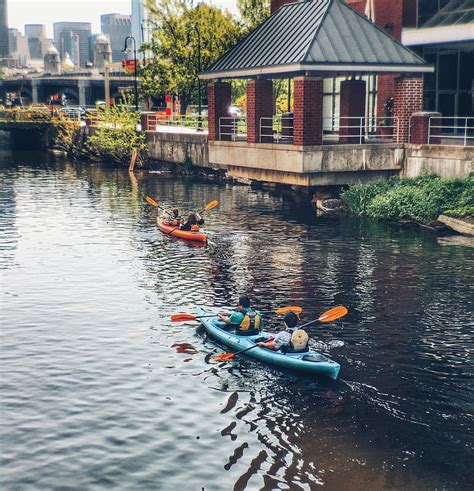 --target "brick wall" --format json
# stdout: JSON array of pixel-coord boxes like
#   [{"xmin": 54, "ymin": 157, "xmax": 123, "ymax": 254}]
[
  {"xmin": 410, "ymin": 111, "xmax": 442, "ymax": 144},
  {"xmin": 208, "ymin": 82, "xmax": 231, "ymax": 142},
  {"xmin": 270, "ymin": 0, "xmax": 295, "ymax": 14},
  {"xmin": 393, "ymin": 75, "xmax": 423, "ymax": 143},
  {"xmin": 293, "ymin": 77, "xmax": 323, "ymax": 146},
  {"xmin": 247, "ymin": 79, "xmax": 274, "ymax": 143}
]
